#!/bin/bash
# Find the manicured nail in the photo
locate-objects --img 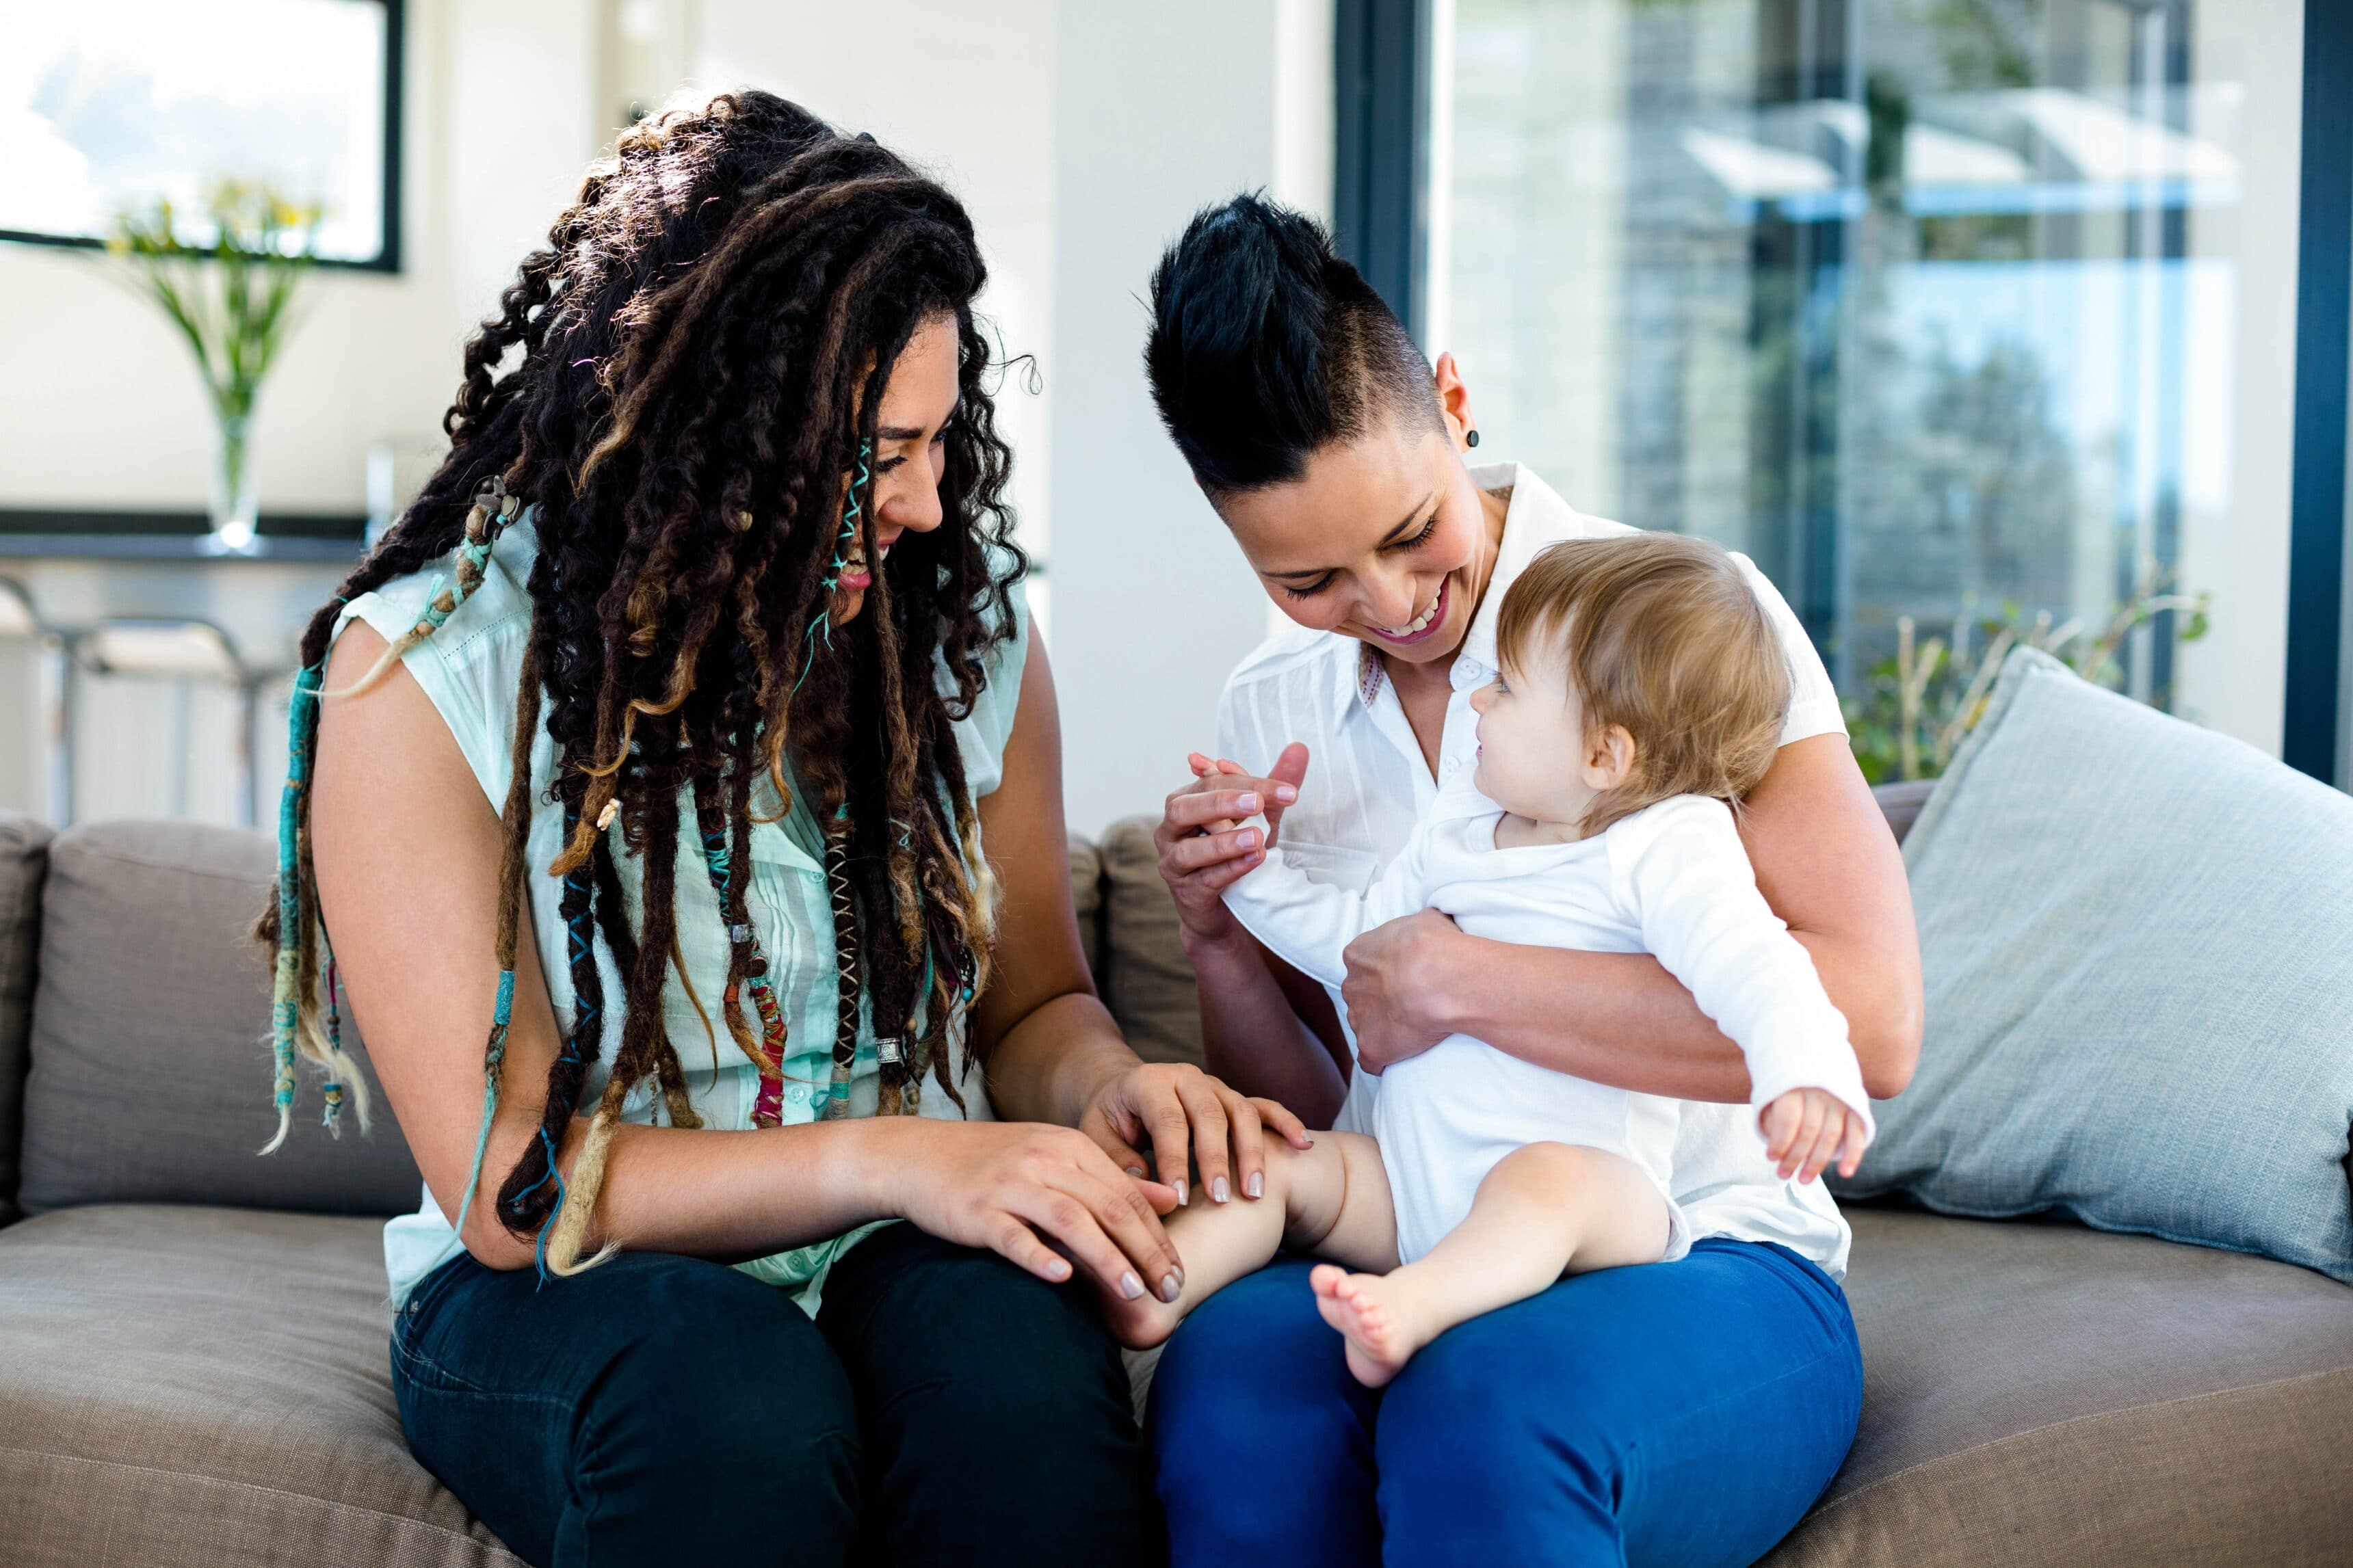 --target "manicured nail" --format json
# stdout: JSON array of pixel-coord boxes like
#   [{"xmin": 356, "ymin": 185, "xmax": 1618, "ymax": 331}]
[
  {"xmin": 1238, "ymin": 793, "xmax": 1260, "ymax": 812},
  {"xmin": 1212, "ymin": 1177, "xmax": 1231, "ymax": 1204},
  {"xmin": 1174, "ymin": 1180, "xmax": 1189, "ymax": 1207},
  {"xmin": 1160, "ymin": 1273, "xmax": 1182, "ymax": 1303},
  {"xmin": 1120, "ymin": 1271, "xmax": 1144, "ymax": 1301},
  {"xmin": 1275, "ymin": 784, "xmax": 1299, "ymax": 803},
  {"xmin": 1237, "ymin": 829, "xmax": 1258, "ymax": 849},
  {"xmin": 1126, "ymin": 1166, "xmax": 1146, "ymax": 1179},
  {"xmin": 1246, "ymin": 1171, "xmax": 1264, "ymax": 1199}
]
